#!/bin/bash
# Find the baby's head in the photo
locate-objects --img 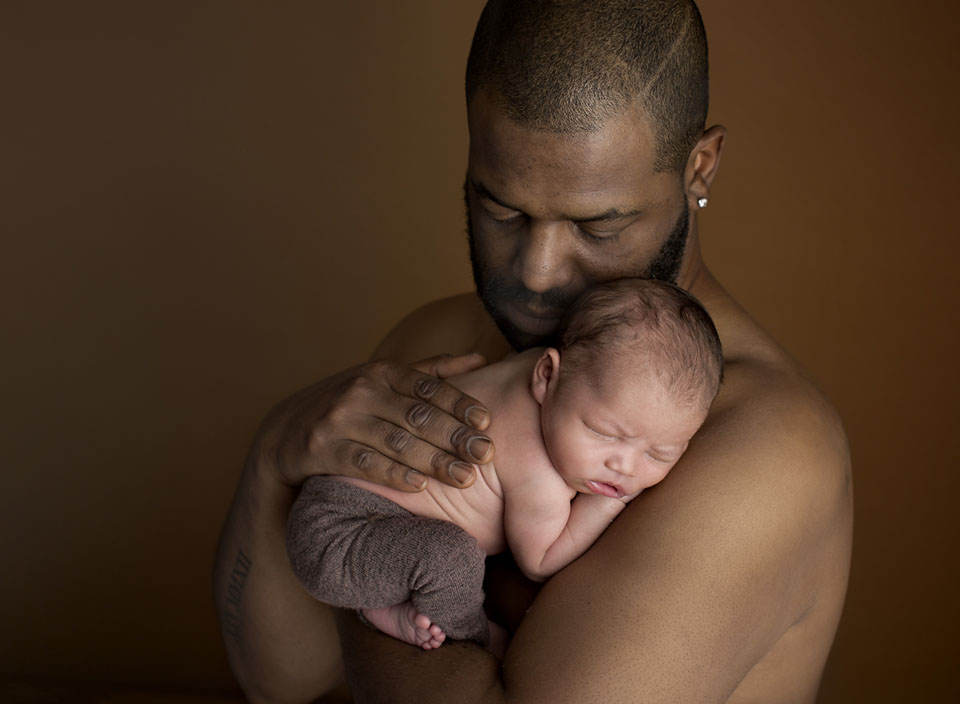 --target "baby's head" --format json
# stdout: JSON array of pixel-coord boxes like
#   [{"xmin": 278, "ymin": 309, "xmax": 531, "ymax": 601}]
[{"xmin": 530, "ymin": 278, "xmax": 723, "ymax": 499}]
